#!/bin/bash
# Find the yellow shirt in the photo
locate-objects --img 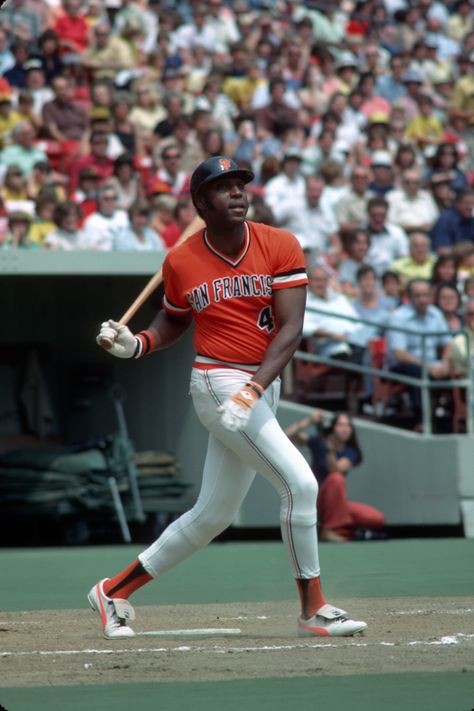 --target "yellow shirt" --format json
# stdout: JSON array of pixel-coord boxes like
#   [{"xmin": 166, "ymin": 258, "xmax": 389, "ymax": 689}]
[
  {"xmin": 222, "ymin": 77, "xmax": 265, "ymax": 109},
  {"xmin": 452, "ymin": 76, "xmax": 474, "ymax": 124},
  {"xmin": 405, "ymin": 115, "xmax": 443, "ymax": 142},
  {"xmin": 29, "ymin": 220, "xmax": 56, "ymax": 246},
  {"xmin": 0, "ymin": 109, "xmax": 22, "ymax": 147},
  {"xmin": 390, "ymin": 254, "xmax": 436, "ymax": 281}
]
